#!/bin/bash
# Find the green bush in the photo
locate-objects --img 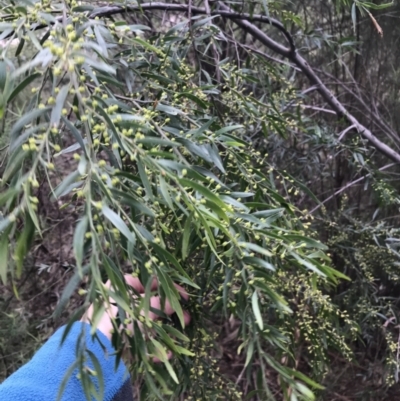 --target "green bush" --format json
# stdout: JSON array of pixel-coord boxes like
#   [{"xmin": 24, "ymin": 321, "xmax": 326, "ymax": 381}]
[{"xmin": 0, "ymin": 1, "xmax": 397, "ymax": 400}]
